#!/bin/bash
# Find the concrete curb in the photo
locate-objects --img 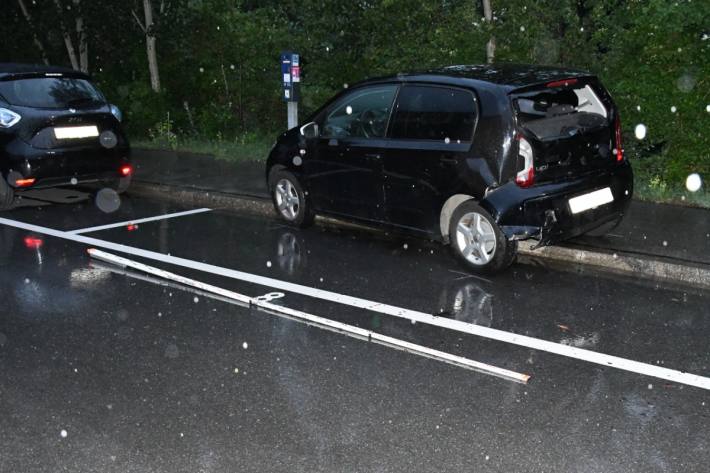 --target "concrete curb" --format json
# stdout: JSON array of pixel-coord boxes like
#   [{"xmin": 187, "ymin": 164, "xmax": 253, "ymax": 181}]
[{"xmin": 130, "ymin": 180, "xmax": 710, "ymax": 291}]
